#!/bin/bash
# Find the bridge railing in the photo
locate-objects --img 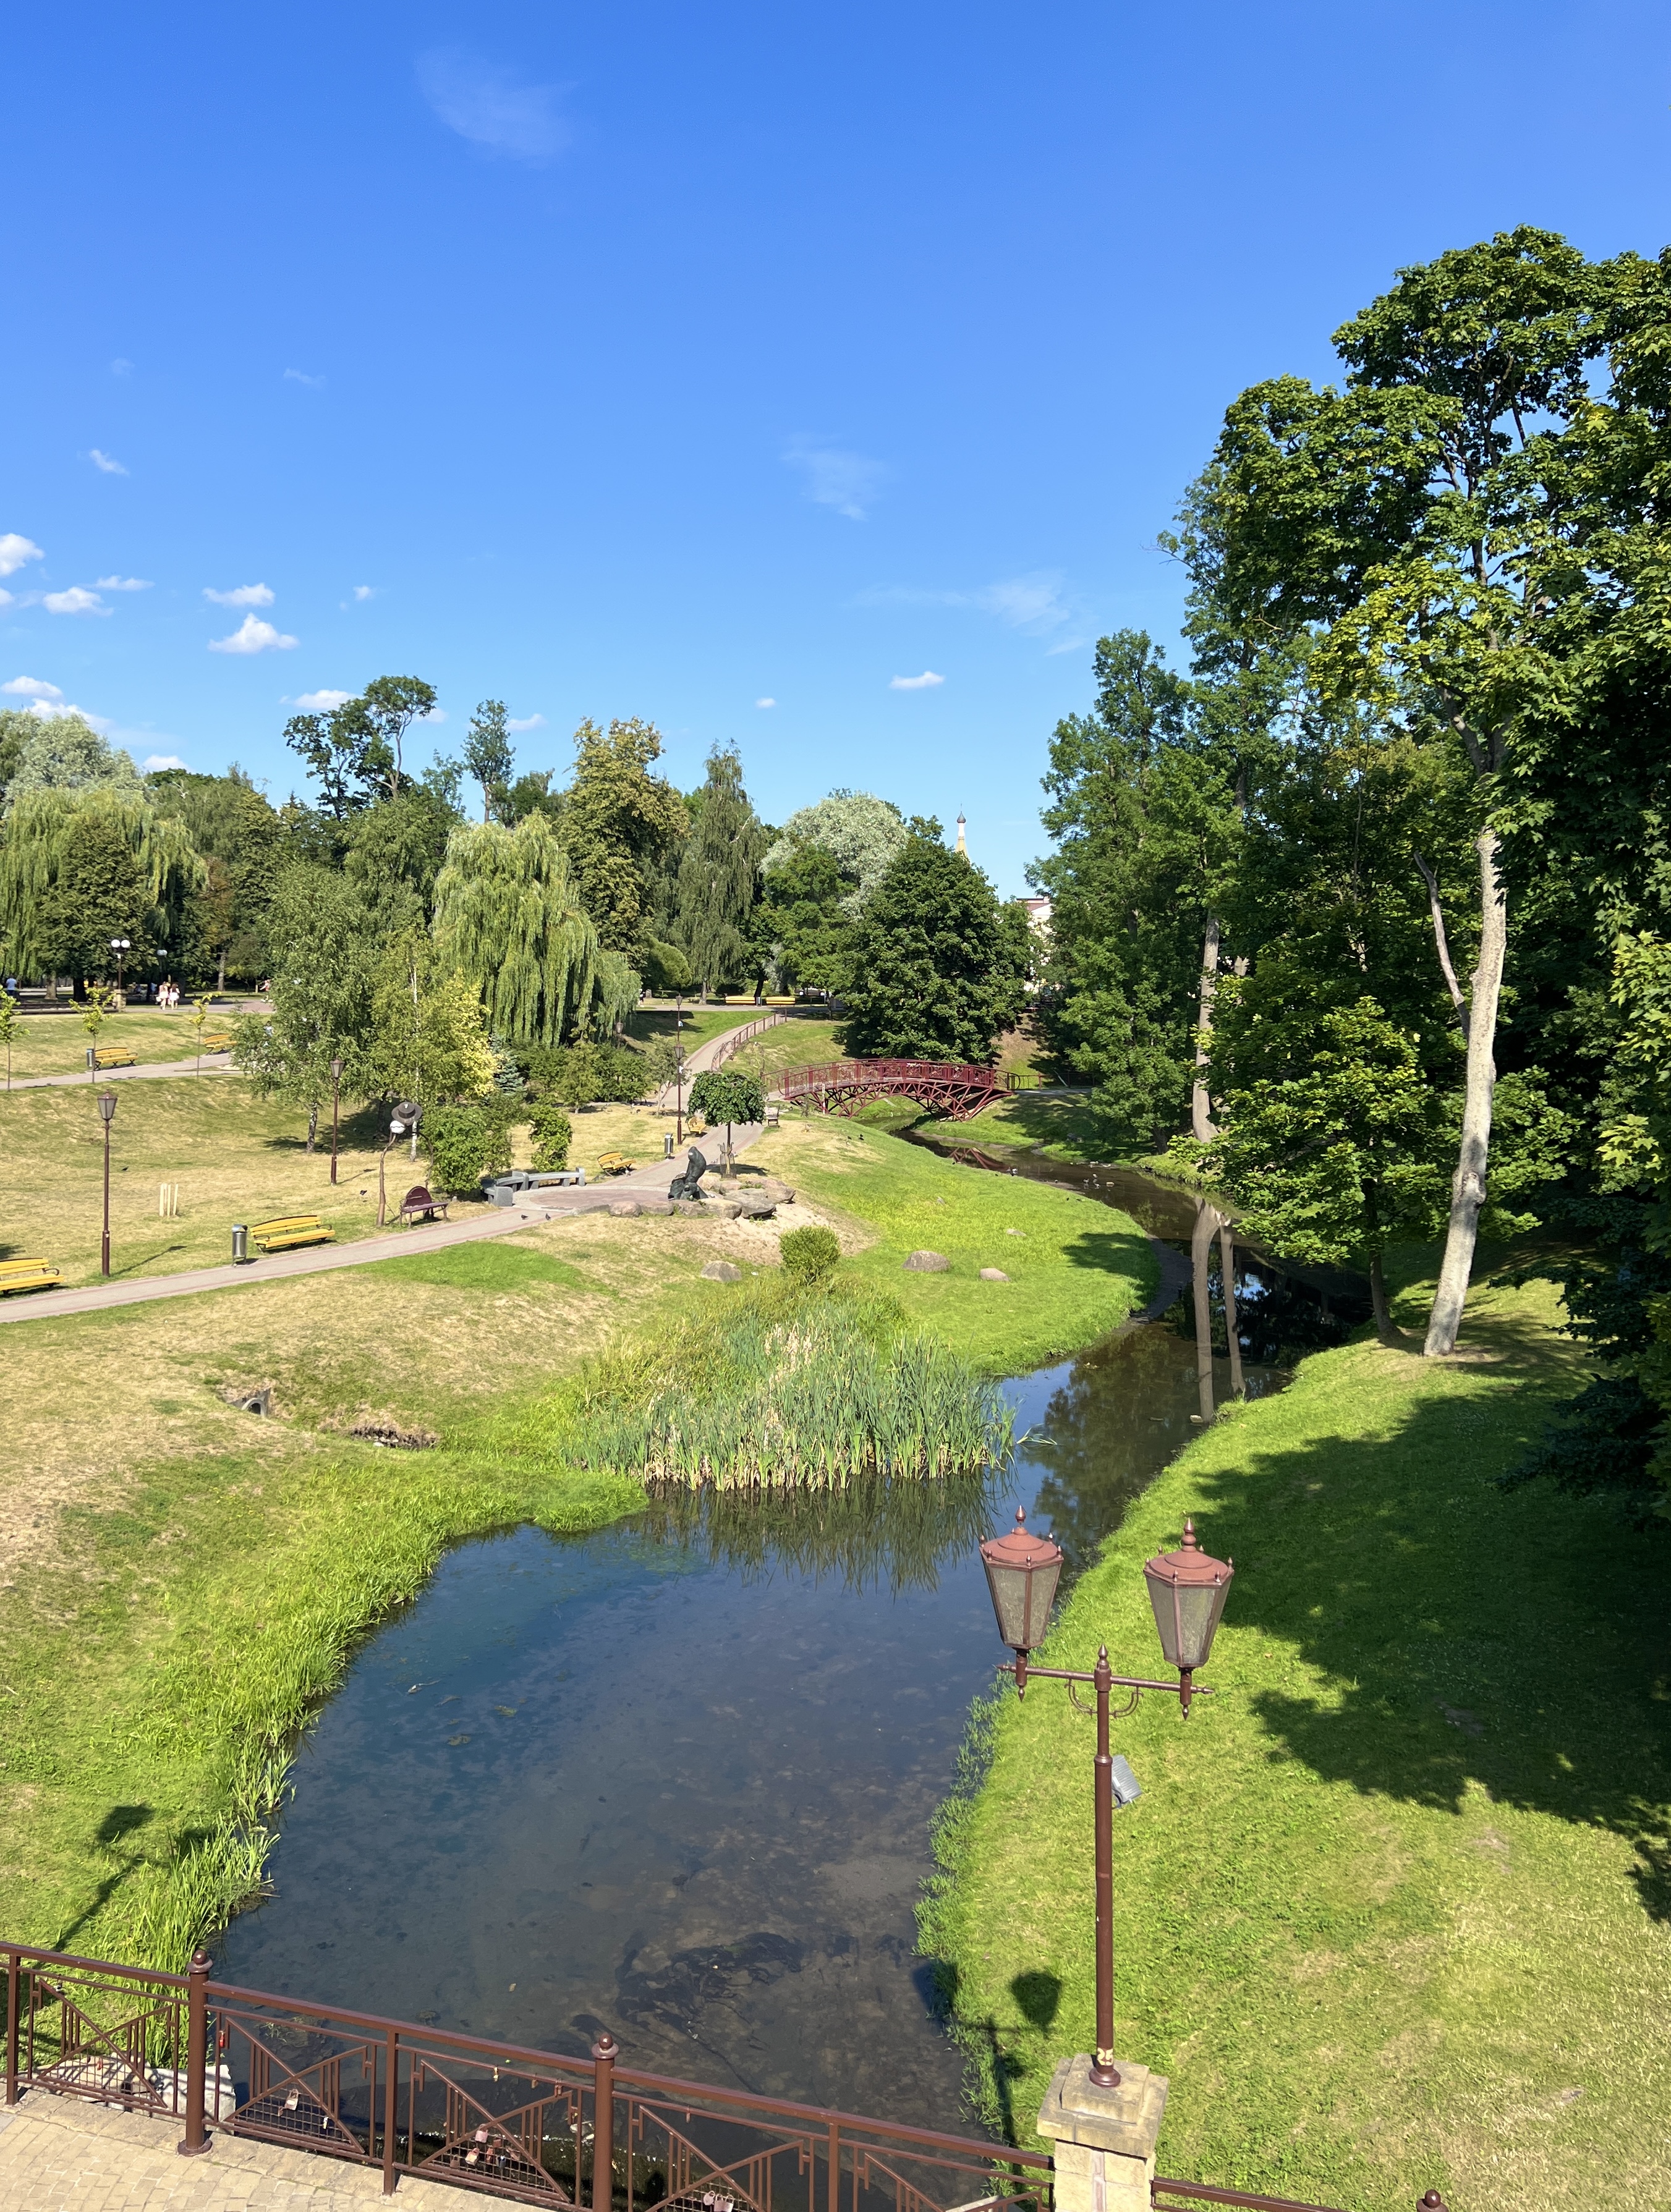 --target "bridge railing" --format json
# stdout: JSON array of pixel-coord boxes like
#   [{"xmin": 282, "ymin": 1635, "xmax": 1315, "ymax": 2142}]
[{"xmin": 780, "ymin": 1060, "xmax": 999, "ymax": 1093}]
